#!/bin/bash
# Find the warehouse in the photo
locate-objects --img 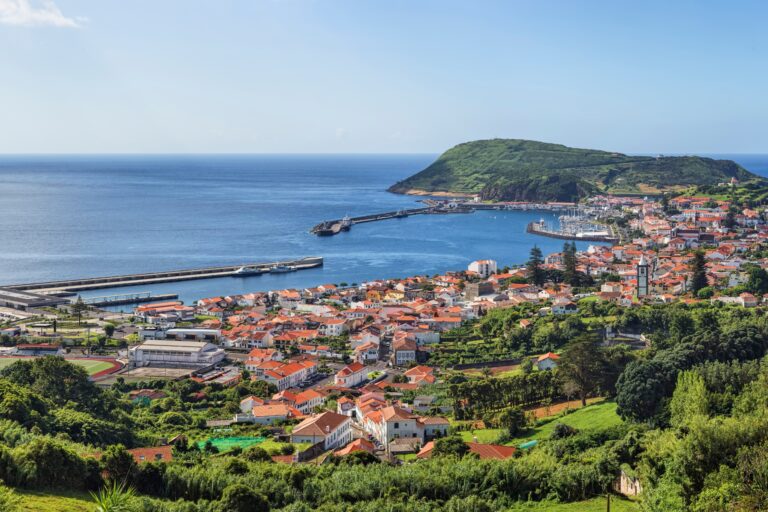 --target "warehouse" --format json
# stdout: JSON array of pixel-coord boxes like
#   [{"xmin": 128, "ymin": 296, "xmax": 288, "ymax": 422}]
[
  {"xmin": 129, "ymin": 339, "xmax": 226, "ymax": 368},
  {"xmin": 0, "ymin": 287, "xmax": 68, "ymax": 311}
]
